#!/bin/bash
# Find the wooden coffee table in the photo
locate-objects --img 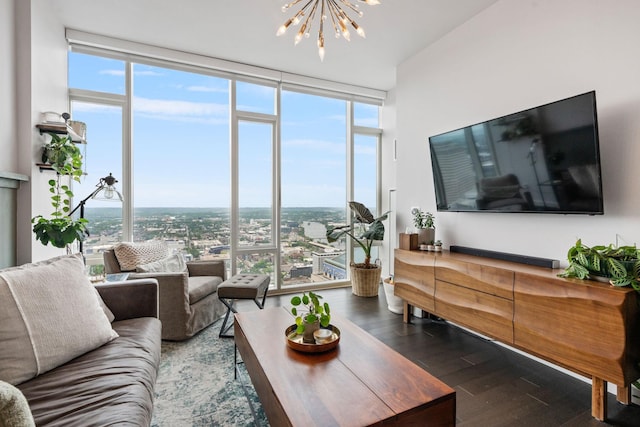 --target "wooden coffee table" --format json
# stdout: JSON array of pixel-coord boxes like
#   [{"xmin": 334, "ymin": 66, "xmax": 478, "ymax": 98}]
[{"xmin": 234, "ymin": 307, "xmax": 455, "ymax": 426}]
